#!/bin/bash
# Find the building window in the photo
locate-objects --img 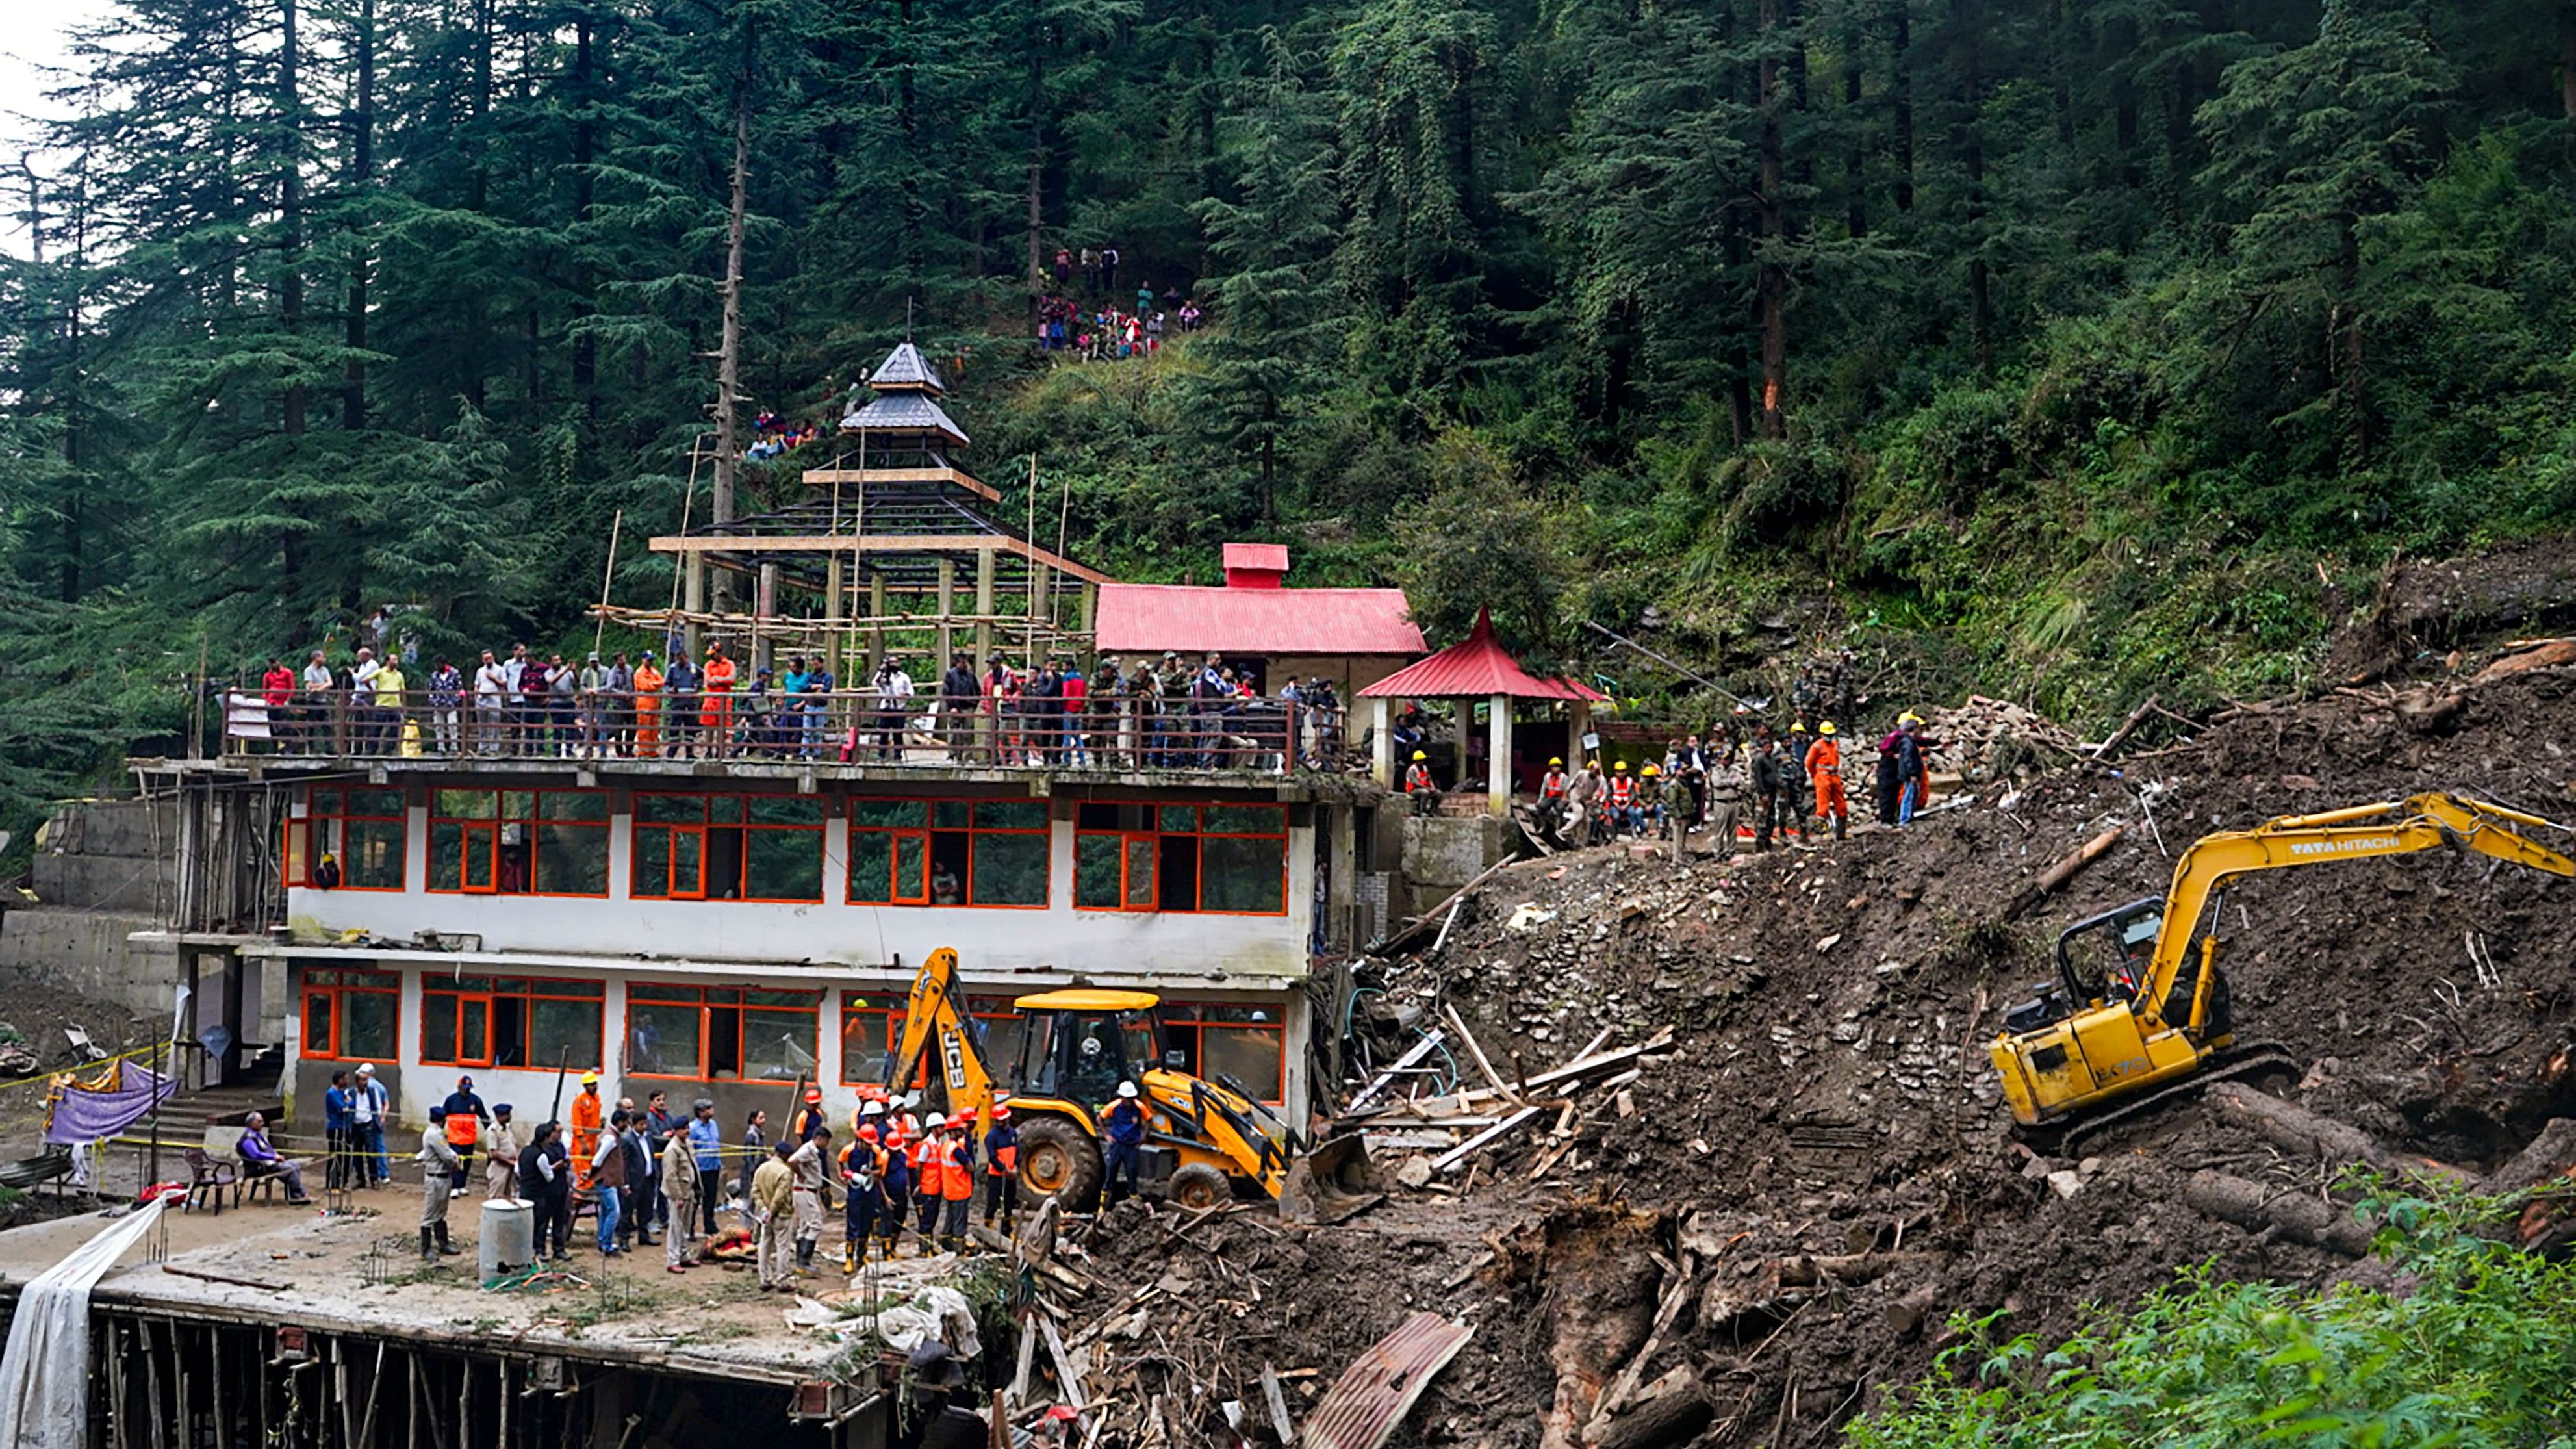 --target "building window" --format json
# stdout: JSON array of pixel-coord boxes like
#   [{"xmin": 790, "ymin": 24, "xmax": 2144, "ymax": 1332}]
[
  {"xmin": 300, "ymin": 968, "xmax": 400, "ymax": 1060},
  {"xmin": 628, "ymin": 982, "xmax": 820, "ymax": 1081},
  {"xmin": 422, "ymin": 975, "xmax": 605, "ymax": 1070},
  {"xmin": 1160, "ymin": 1001, "xmax": 1287, "ymax": 1103},
  {"xmin": 429, "ymin": 791, "xmax": 609, "ymax": 897},
  {"xmin": 631, "ymin": 795, "xmax": 825, "ymax": 903},
  {"xmin": 847, "ymin": 798, "xmax": 1049, "ymax": 908},
  {"xmin": 294, "ymin": 789, "xmax": 408, "ymax": 891},
  {"xmin": 837, "ymin": 994, "xmax": 1029, "ymax": 1092},
  {"xmin": 1074, "ymin": 803, "xmax": 1286, "ymax": 914}
]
